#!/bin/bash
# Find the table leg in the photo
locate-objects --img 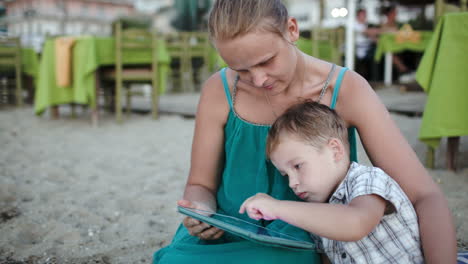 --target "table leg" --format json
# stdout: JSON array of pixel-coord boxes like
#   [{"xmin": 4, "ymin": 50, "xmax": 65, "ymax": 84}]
[
  {"xmin": 446, "ymin": 136, "xmax": 460, "ymax": 171},
  {"xmin": 51, "ymin": 106, "xmax": 60, "ymax": 119},
  {"xmin": 91, "ymin": 109, "xmax": 98, "ymax": 127},
  {"xmin": 71, "ymin": 104, "xmax": 76, "ymax": 118},
  {"xmin": 426, "ymin": 146, "xmax": 435, "ymax": 169},
  {"xmin": 384, "ymin": 52, "xmax": 393, "ymax": 86},
  {"xmin": 91, "ymin": 70, "xmax": 100, "ymax": 127}
]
